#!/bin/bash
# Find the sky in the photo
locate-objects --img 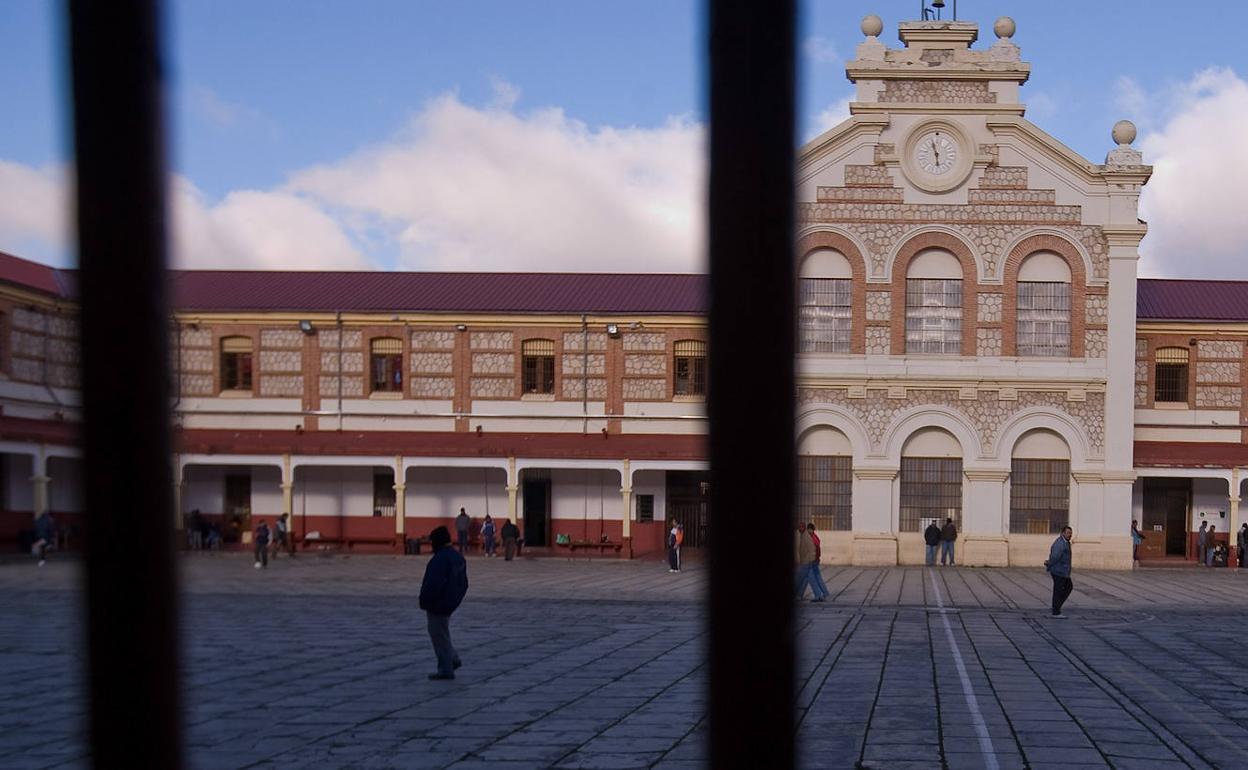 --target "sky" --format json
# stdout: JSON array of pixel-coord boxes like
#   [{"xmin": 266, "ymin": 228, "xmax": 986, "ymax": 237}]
[{"xmin": 1, "ymin": 0, "xmax": 1246, "ymax": 278}]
